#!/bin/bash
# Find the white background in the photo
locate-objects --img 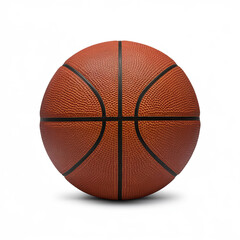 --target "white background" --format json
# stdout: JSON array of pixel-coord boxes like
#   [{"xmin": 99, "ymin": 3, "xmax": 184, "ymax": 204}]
[{"xmin": 1, "ymin": 0, "xmax": 240, "ymax": 239}]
